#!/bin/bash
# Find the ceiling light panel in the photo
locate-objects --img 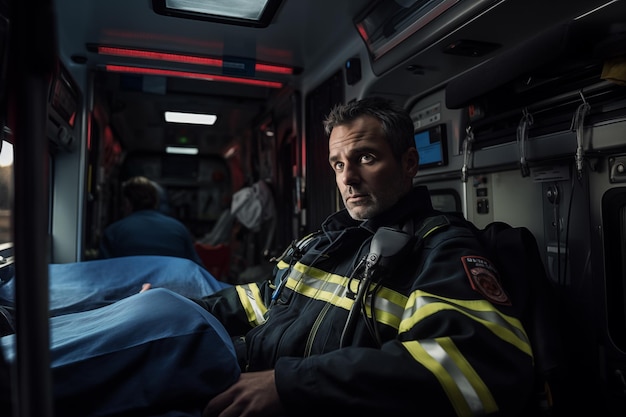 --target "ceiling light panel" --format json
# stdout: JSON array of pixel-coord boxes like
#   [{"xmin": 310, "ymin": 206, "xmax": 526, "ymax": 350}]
[
  {"xmin": 152, "ymin": 0, "xmax": 284, "ymax": 28},
  {"xmin": 165, "ymin": 111, "xmax": 217, "ymax": 125},
  {"xmin": 166, "ymin": 146, "xmax": 199, "ymax": 155}
]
